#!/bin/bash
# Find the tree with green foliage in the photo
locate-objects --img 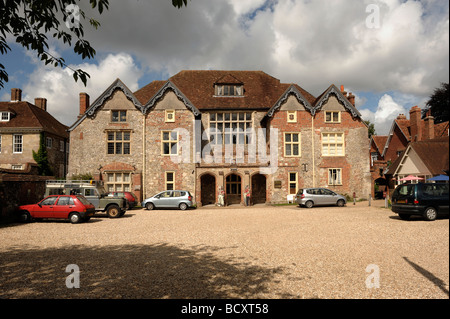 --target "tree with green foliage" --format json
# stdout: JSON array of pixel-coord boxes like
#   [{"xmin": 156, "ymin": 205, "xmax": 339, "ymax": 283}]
[
  {"xmin": 33, "ymin": 133, "xmax": 53, "ymax": 176},
  {"xmin": 0, "ymin": 0, "xmax": 190, "ymax": 89},
  {"xmin": 364, "ymin": 120, "xmax": 376, "ymax": 138},
  {"xmin": 423, "ymin": 82, "xmax": 449, "ymax": 124}
]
